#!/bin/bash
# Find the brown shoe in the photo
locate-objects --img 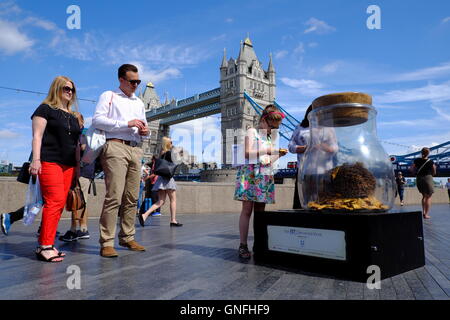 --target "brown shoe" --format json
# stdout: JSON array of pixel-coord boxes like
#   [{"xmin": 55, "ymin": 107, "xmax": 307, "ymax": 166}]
[
  {"xmin": 100, "ymin": 246, "xmax": 118, "ymax": 258},
  {"xmin": 119, "ymin": 240, "xmax": 146, "ymax": 251}
]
